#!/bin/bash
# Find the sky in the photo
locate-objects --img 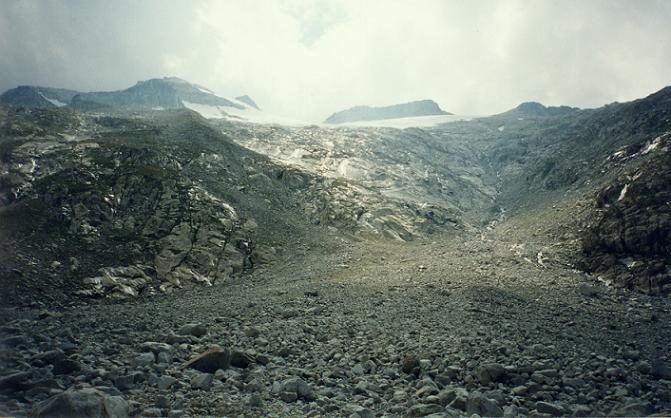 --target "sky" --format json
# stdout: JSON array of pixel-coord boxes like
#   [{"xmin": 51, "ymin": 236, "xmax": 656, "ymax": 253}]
[{"xmin": 1, "ymin": 0, "xmax": 670, "ymax": 122}]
